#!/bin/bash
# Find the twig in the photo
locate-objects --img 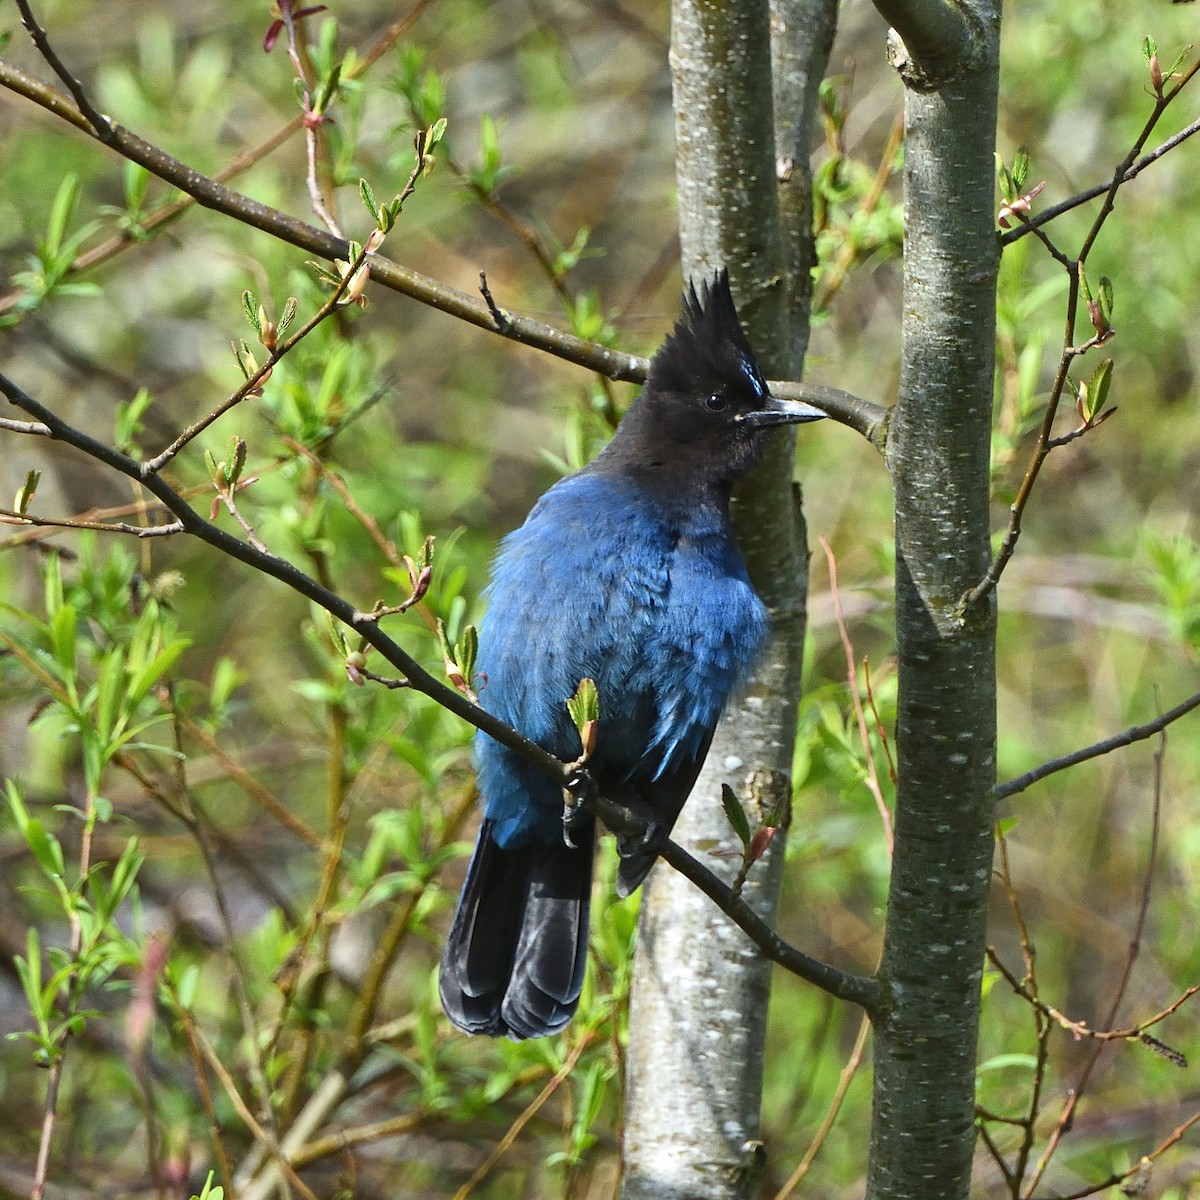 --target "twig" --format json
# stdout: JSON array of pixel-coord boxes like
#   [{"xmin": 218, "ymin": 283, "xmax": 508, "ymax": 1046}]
[
  {"xmin": 478, "ymin": 271, "xmax": 513, "ymax": 333},
  {"xmin": 187, "ymin": 1018, "xmax": 321, "ymax": 1200},
  {"xmin": 987, "ymin": 951, "xmax": 1197, "ymax": 1049},
  {"xmin": 0, "ymin": 59, "xmax": 888, "ymax": 442},
  {"xmin": 141, "ymin": 242, "xmax": 370, "ymax": 475},
  {"xmin": 277, "ymin": 0, "xmax": 344, "ymax": 238},
  {"xmin": 176, "ymin": 713, "xmax": 325, "ymax": 849},
  {"xmin": 1021, "ymin": 722, "xmax": 1170, "ymax": 1196},
  {"xmin": 0, "ymin": 509, "xmax": 184, "ymax": 538},
  {"xmin": 450, "ymin": 1033, "xmax": 595, "ymax": 1200},
  {"xmin": 1002, "ymin": 113, "xmax": 1200, "ymax": 247},
  {"xmin": 163, "ymin": 977, "xmax": 236, "ymax": 1196},
  {"xmin": 0, "ymin": 0, "xmax": 436, "ymax": 318},
  {"xmin": 13, "ymin": 0, "xmax": 113, "ymax": 138},
  {"xmin": 995, "ymin": 688, "xmax": 1200, "ymax": 799},
  {"xmin": 0, "ymin": 416, "xmax": 51, "ymax": 435},
  {"xmin": 820, "ymin": 536, "xmax": 893, "ymax": 855},
  {"xmin": 964, "ymin": 56, "xmax": 1200, "ymax": 609},
  {"xmin": 772, "ymin": 1013, "xmax": 871, "ymax": 1199}
]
